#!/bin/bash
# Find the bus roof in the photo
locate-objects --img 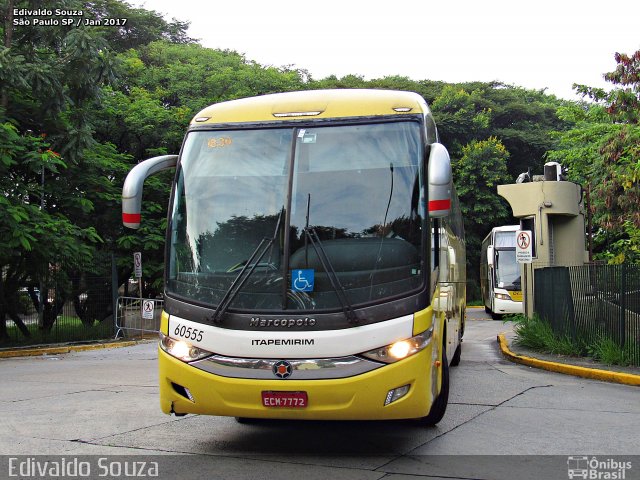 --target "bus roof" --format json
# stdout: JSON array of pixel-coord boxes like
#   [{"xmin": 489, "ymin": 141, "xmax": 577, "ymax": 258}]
[
  {"xmin": 190, "ymin": 89, "xmax": 431, "ymax": 125},
  {"xmin": 492, "ymin": 225, "xmax": 520, "ymax": 232},
  {"xmin": 482, "ymin": 225, "xmax": 520, "ymax": 244}
]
